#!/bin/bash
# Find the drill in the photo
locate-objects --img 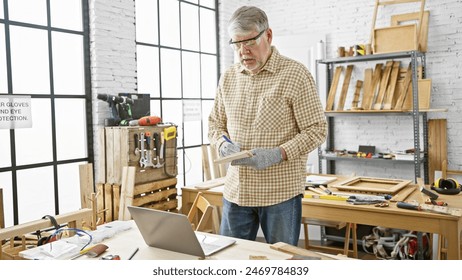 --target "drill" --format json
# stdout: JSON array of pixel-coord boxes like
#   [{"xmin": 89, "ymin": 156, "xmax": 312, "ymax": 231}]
[{"xmin": 97, "ymin": 94, "xmax": 134, "ymax": 126}]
